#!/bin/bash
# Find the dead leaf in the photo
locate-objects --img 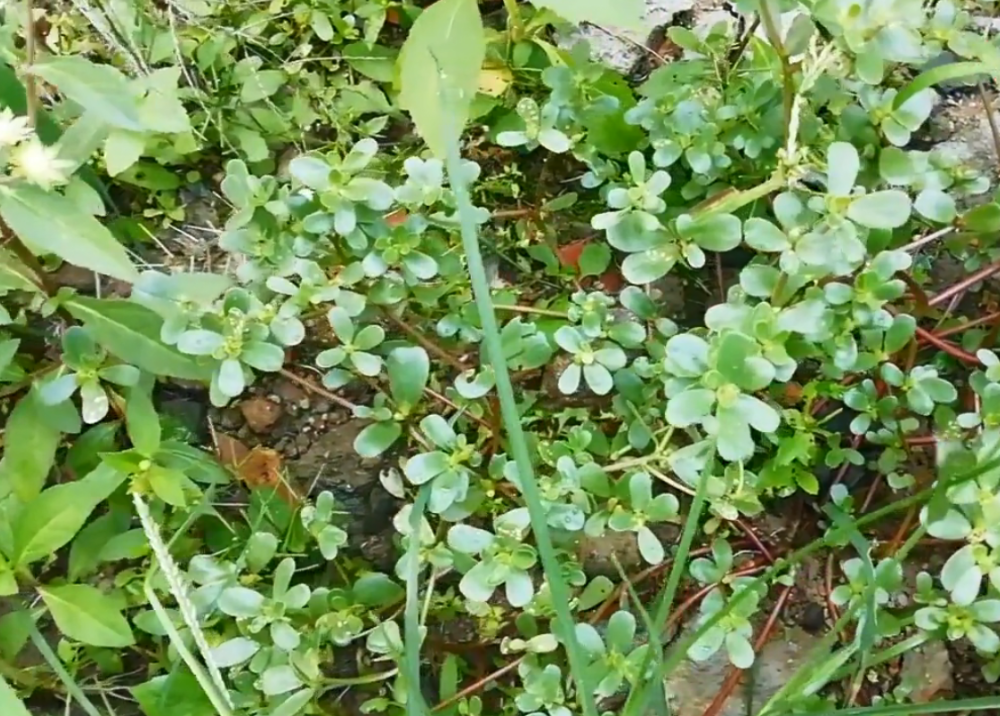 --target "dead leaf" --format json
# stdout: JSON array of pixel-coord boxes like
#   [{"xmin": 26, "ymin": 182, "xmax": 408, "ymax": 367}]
[{"xmin": 214, "ymin": 434, "xmax": 299, "ymax": 504}]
